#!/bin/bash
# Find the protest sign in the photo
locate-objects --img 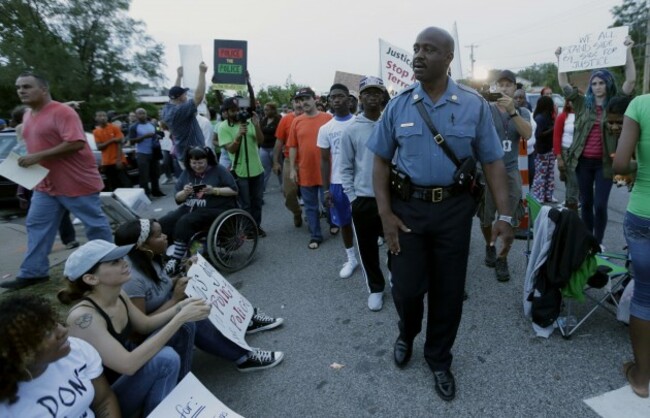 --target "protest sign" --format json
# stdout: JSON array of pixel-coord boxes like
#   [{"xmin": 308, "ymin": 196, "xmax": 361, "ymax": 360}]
[
  {"xmin": 0, "ymin": 152, "xmax": 49, "ymax": 190},
  {"xmin": 185, "ymin": 254, "xmax": 253, "ymax": 351},
  {"xmin": 147, "ymin": 372, "xmax": 244, "ymax": 418},
  {"xmin": 179, "ymin": 44, "xmax": 203, "ymax": 92},
  {"xmin": 212, "ymin": 39, "xmax": 247, "ymax": 90},
  {"xmin": 379, "ymin": 39, "xmax": 415, "ymax": 96},
  {"xmin": 558, "ymin": 26, "xmax": 629, "ymax": 72}
]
